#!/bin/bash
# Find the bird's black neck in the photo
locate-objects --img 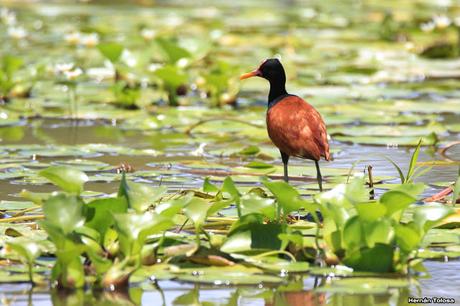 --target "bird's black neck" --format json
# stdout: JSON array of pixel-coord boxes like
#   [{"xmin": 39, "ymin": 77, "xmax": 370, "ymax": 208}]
[{"xmin": 268, "ymin": 81, "xmax": 288, "ymax": 108}]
